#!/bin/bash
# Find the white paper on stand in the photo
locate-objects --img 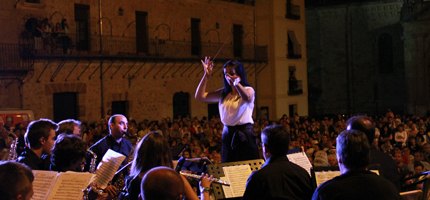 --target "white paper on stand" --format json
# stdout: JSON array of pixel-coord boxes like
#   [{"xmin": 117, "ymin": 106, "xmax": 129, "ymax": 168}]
[
  {"xmin": 94, "ymin": 149, "xmax": 126, "ymax": 189},
  {"xmin": 287, "ymin": 152, "xmax": 313, "ymax": 176},
  {"xmin": 221, "ymin": 165, "xmax": 252, "ymax": 198},
  {"xmin": 32, "ymin": 171, "xmax": 95, "ymax": 200}
]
